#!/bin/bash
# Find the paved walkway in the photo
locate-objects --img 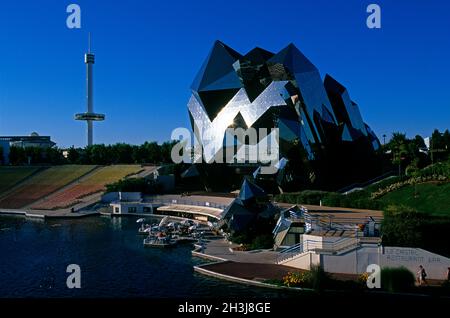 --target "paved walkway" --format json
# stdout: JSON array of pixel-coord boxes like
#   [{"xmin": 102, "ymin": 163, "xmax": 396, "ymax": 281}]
[
  {"xmin": 147, "ymin": 194, "xmax": 234, "ymax": 207},
  {"xmin": 0, "ymin": 208, "xmax": 98, "ymax": 218},
  {"xmin": 157, "ymin": 204, "xmax": 223, "ymax": 220},
  {"xmin": 277, "ymin": 202, "xmax": 383, "ymax": 221},
  {"xmin": 199, "ymin": 261, "xmax": 303, "ymax": 281},
  {"xmin": 199, "ymin": 238, "xmax": 279, "ymax": 264}
]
